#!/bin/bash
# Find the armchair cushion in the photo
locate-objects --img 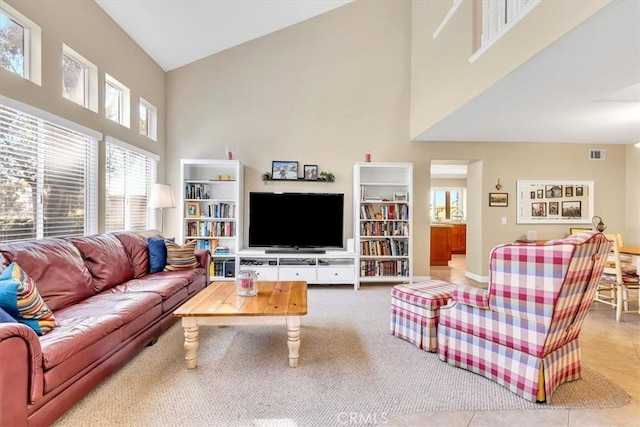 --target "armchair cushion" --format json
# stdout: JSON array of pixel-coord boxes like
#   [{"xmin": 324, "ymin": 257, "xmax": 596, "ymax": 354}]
[{"xmin": 452, "ymin": 286, "xmax": 489, "ymax": 309}]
